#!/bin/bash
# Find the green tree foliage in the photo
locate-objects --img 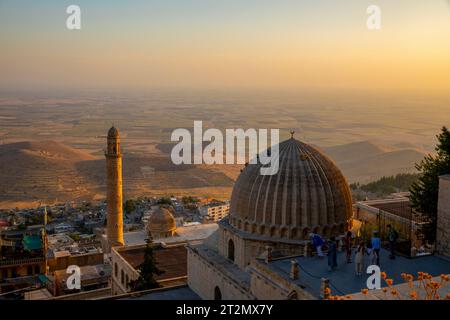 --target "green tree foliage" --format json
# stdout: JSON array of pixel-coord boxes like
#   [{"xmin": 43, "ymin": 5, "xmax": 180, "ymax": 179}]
[
  {"xmin": 128, "ymin": 235, "xmax": 164, "ymax": 292},
  {"xmin": 360, "ymin": 173, "xmax": 419, "ymax": 195},
  {"xmin": 410, "ymin": 127, "xmax": 450, "ymax": 241},
  {"xmin": 350, "ymin": 173, "xmax": 419, "ymax": 196},
  {"xmin": 181, "ymin": 196, "xmax": 199, "ymax": 204},
  {"xmin": 158, "ymin": 197, "xmax": 172, "ymax": 205}
]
